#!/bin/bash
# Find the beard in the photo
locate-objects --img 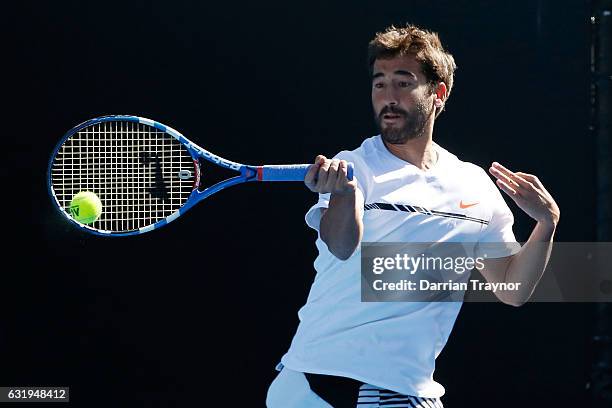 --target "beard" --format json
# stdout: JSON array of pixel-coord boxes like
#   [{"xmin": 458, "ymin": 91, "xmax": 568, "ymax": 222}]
[{"xmin": 375, "ymin": 100, "xmax": 431, "ymax": 144}]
